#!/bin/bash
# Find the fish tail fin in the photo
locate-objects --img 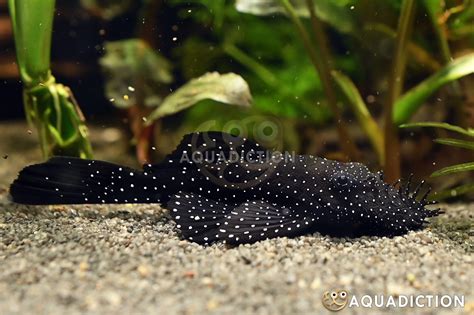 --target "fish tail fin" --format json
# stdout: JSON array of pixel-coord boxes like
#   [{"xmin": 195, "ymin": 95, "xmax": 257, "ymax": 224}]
[{"xmin": 10, "ymin": 157, "xmax": 161, "ymax": 205}]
